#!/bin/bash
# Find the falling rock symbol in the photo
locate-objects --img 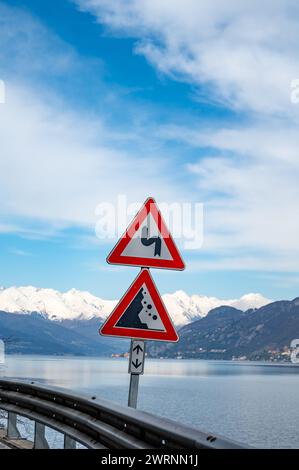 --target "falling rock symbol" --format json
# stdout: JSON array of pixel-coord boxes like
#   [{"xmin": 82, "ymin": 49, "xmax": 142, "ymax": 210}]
[
  {"xmin": 138, "ymin": 286, "xmax": 164, "ymax": 331},
  {"xmin": 115, "ymin": 285, "xmax": 165, "ymax": 331}
]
